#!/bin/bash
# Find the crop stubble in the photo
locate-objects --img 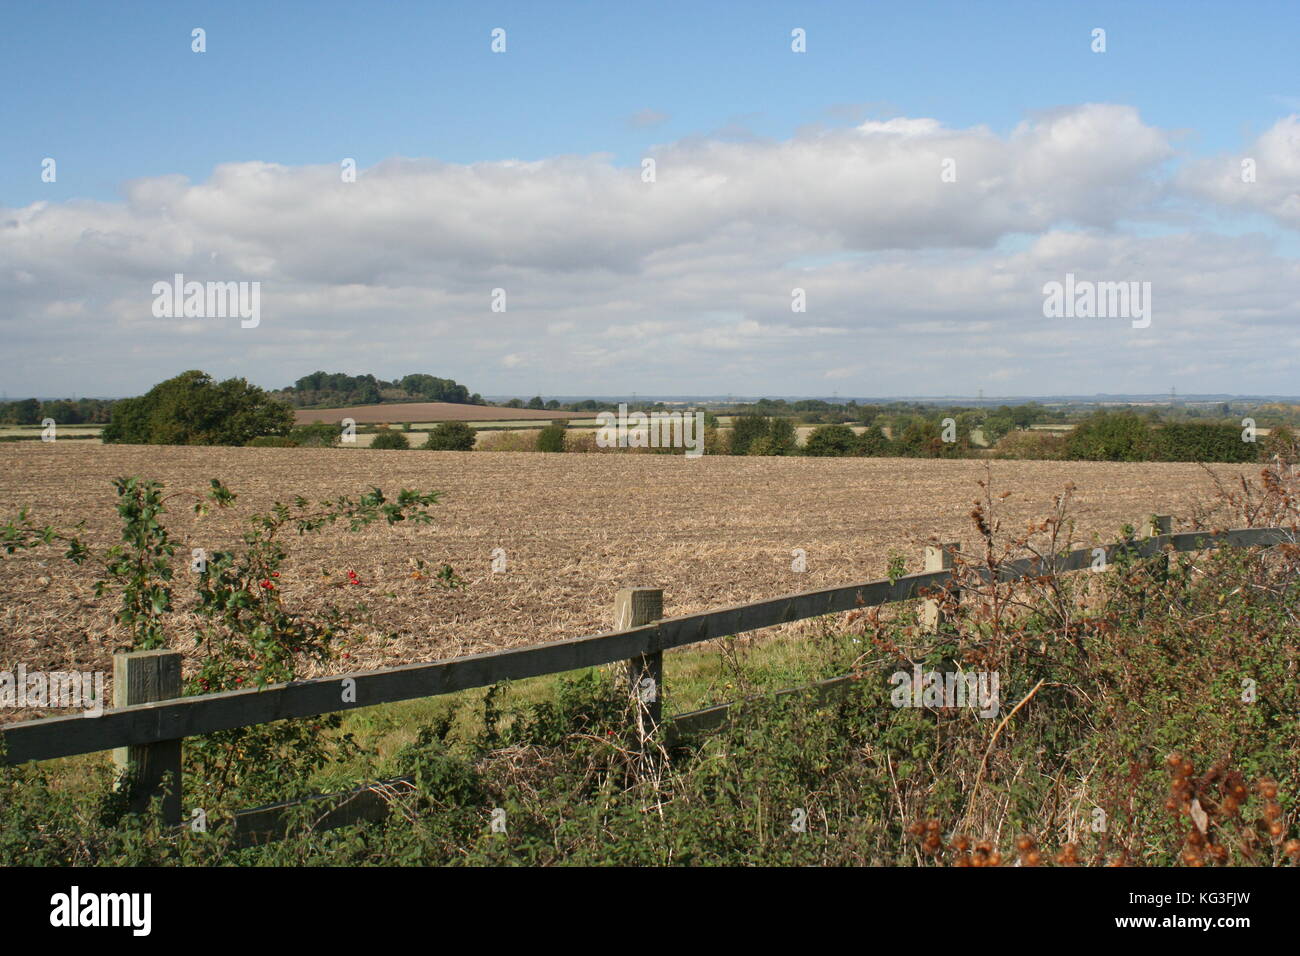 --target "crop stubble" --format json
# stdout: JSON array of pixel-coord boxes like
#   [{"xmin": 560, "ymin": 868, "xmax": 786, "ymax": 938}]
[{"xmin": 0, "ymin": 443, "xmax": 1255, "ymax": 722}]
